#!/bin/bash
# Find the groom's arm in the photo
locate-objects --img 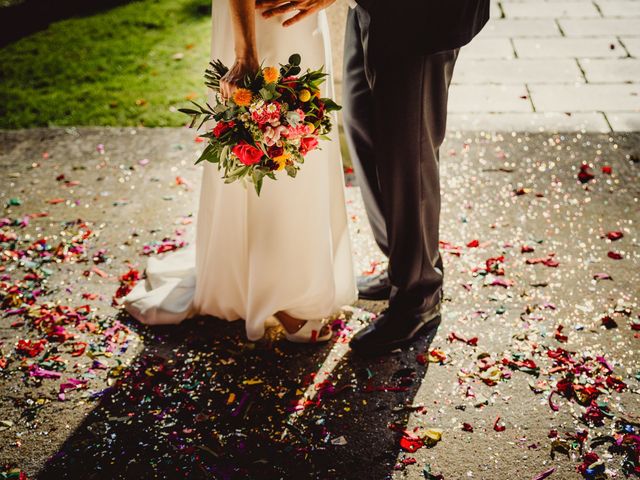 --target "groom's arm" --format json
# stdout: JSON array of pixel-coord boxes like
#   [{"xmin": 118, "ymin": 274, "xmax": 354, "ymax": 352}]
[{"xmin": 256, "ymin": 0, "xmax": 337, "ymax": 27}]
